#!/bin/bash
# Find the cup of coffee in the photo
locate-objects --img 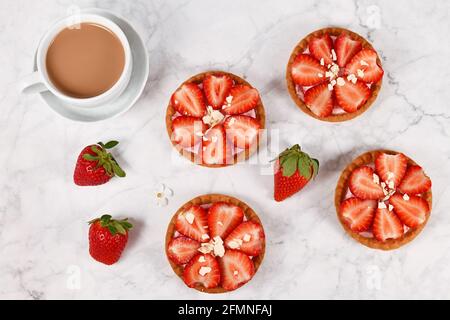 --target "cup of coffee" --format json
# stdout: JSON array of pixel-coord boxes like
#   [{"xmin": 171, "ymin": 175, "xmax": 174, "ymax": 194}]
[{"xmin": 21, "ymin": 14, "xmax": 132, "ymax": 108}]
